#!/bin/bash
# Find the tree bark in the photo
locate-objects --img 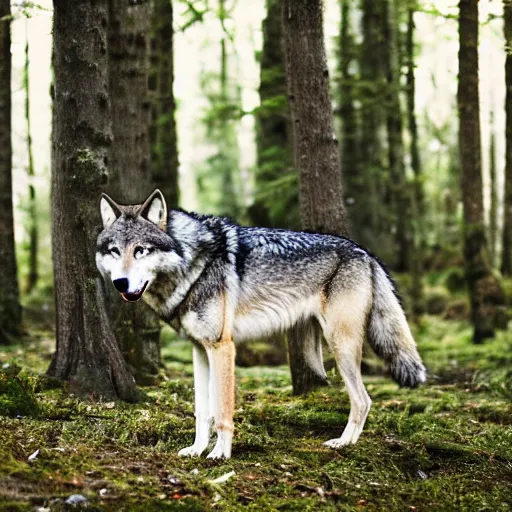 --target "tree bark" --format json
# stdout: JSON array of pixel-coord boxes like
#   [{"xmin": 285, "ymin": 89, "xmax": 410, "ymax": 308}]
[
  {"xmin": 458, "ymin": 0, "xmax": 505, "ymax": 343},
  {"xmin": 24, "ymin": 27, "xmax": 39, "ymax": 294},
  {"xmin": 48, "ymin": 0, "xmax": 138, "ymax": 401},
  {"xmin": 107, "ymin": 0, "xmax": 161, "ymax": 385},
  {"xmin": 150, "ymin": 0, "xmax": 179, "ymax": 209},
  {"xmin": 0, "ymin": 0, "xmax": 21, "ymax": 344},
  {"xmin": 282, "ymin": 0, "xmax": 347, "ymax": 394},
  {"xmin": 502, "ymin": 0, "xmax": 512, "ymax": 275}
]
